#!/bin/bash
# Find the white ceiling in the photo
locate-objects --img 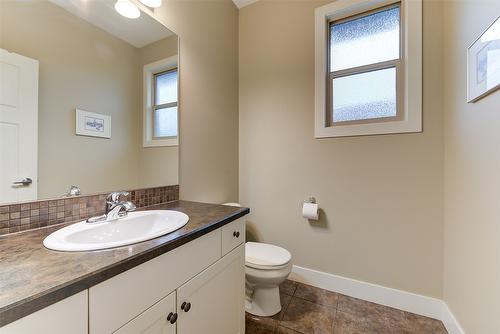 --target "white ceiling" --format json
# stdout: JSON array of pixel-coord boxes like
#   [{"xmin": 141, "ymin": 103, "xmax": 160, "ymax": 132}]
[
  {"xmin": 49, "ymin": 0, "xmax": 174, "ymax": 48},
  {"xmin": 232, "ymin": 0, "xmax": 259, "ymax": 9}
]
